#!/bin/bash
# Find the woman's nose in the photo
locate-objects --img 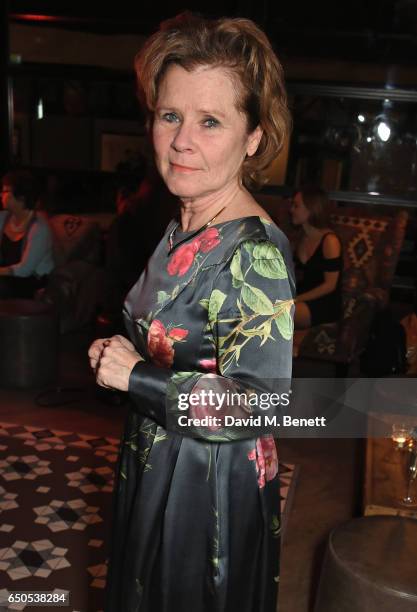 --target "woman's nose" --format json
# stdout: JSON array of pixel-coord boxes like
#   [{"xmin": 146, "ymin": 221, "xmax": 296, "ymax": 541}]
[{"xmin": 171, "ymin": 121, "xmax": 194, "ymax": 152}]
